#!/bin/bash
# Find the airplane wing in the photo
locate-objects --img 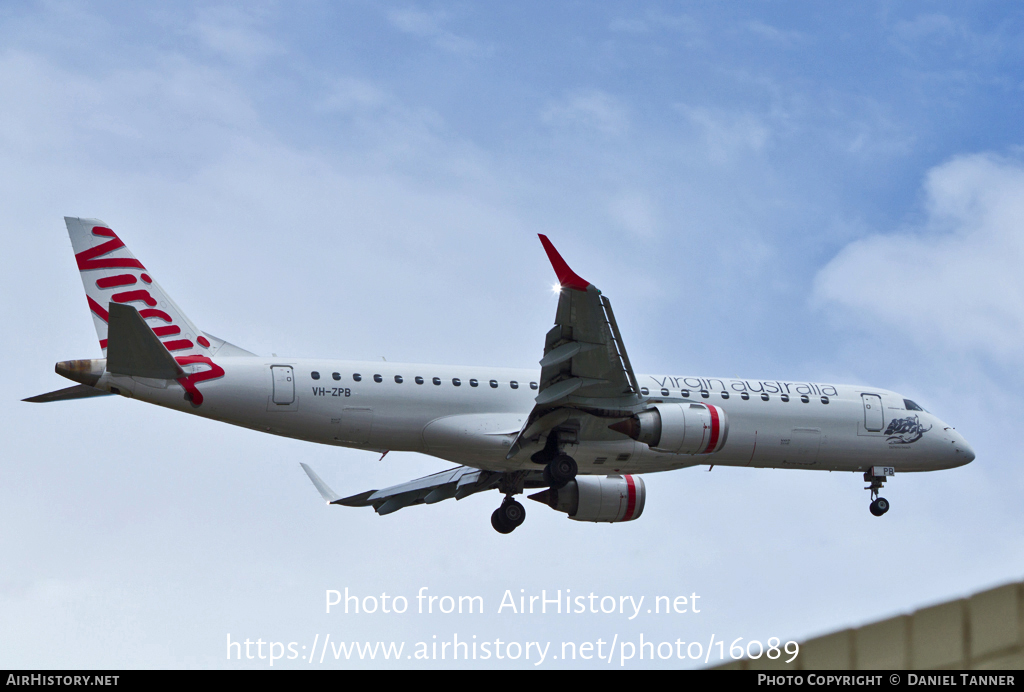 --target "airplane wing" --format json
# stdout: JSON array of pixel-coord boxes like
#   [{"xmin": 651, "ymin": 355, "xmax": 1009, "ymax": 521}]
[
  {"xmin": 300, "ymin": 463, "xmax": 547, "ymax": 516},
  {"xmin": 300, "ymin": 236, "xmax": 641, "ymax": 515},
  {"xmin": 506, "ymin": 235, "xmax": 642, "ymax": 459}
]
